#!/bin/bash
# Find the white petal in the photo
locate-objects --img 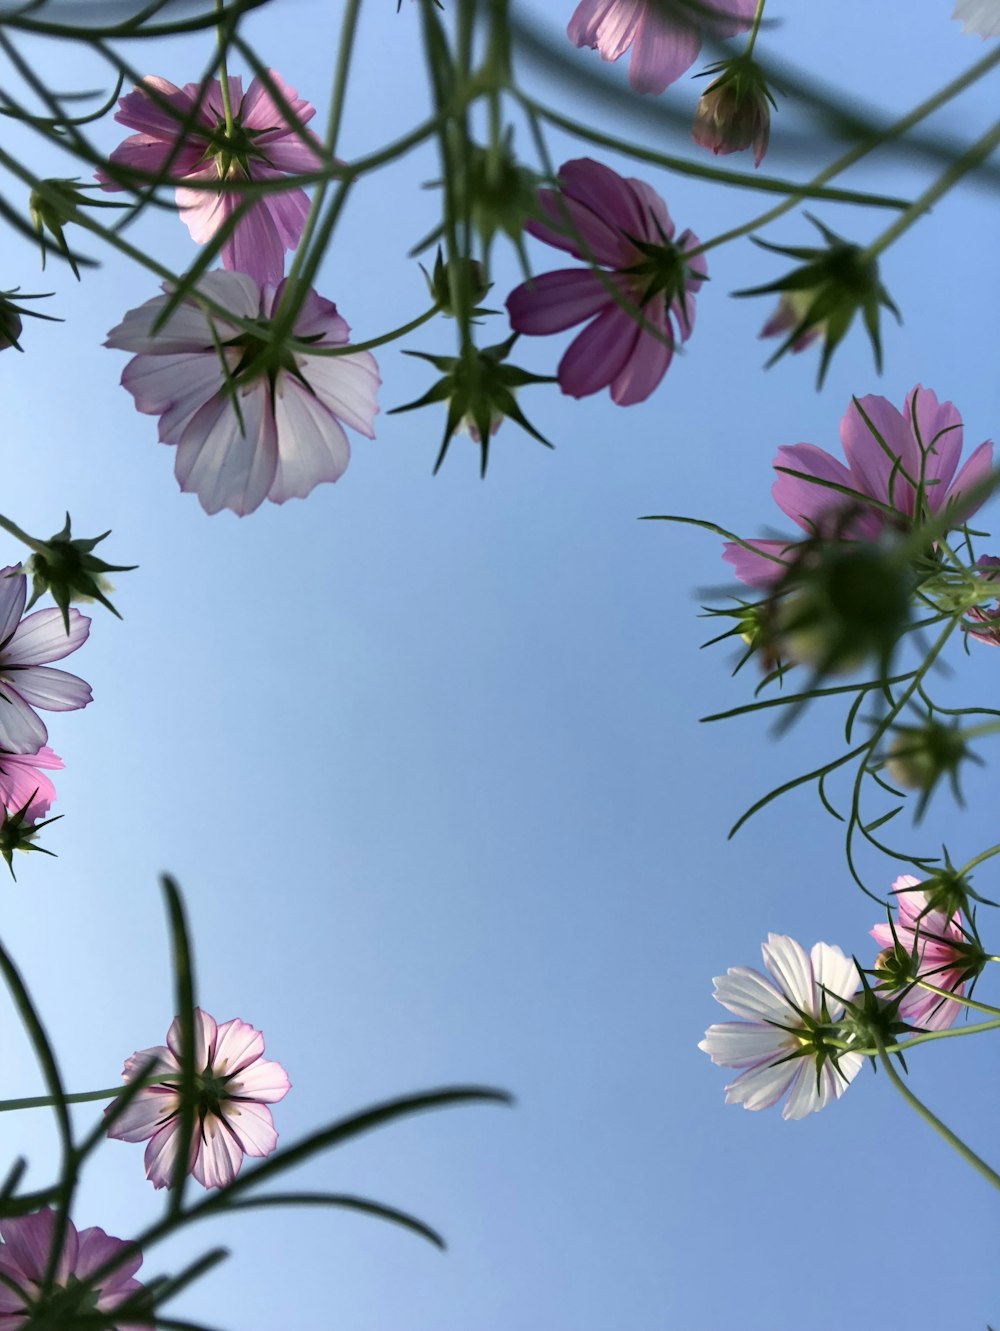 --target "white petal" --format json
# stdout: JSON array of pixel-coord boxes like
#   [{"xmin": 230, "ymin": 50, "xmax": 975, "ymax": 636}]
[
  {"xmin": 0, "ymin": 665, "xmax": 92, "ymax": 712},
  {"xmin": 0, "ymin": 684, "xmax": 48, "ymax": 753},
  {"xmin": 174, "ymin": 383, "xmax": 278, "ymax": 516},
  {"xmin": 299, "ymin": 349, "xmax": 380, "ymax": 438},
  {"xmin": 809, "ymin": 942, "xmax": 860, "ymax": 1021},
  {"xmin": 269, "ymin": 379, "xmax": 350, "ymax": 504},
  {"xmin": 709, "ymin": 965, "xmax": 794, "ymax": 1025},
  {"xmin": 723, "ymin": 1056, "xmax": 798, "ymax": 1112},
  {"xmin": 2, "ymin": 607, "xmax": 90, "ymax": 666},
  {"xmin": 699, "ymin": 1021, "xmax": 791, "ymax": 1069},
  {"xmin": 0, "ymin": 566, "xmax": 26, "ymax": 647},
  {"xmin": 761, "ymin": 934, "xmax": 816, "ymax": 1016}
]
